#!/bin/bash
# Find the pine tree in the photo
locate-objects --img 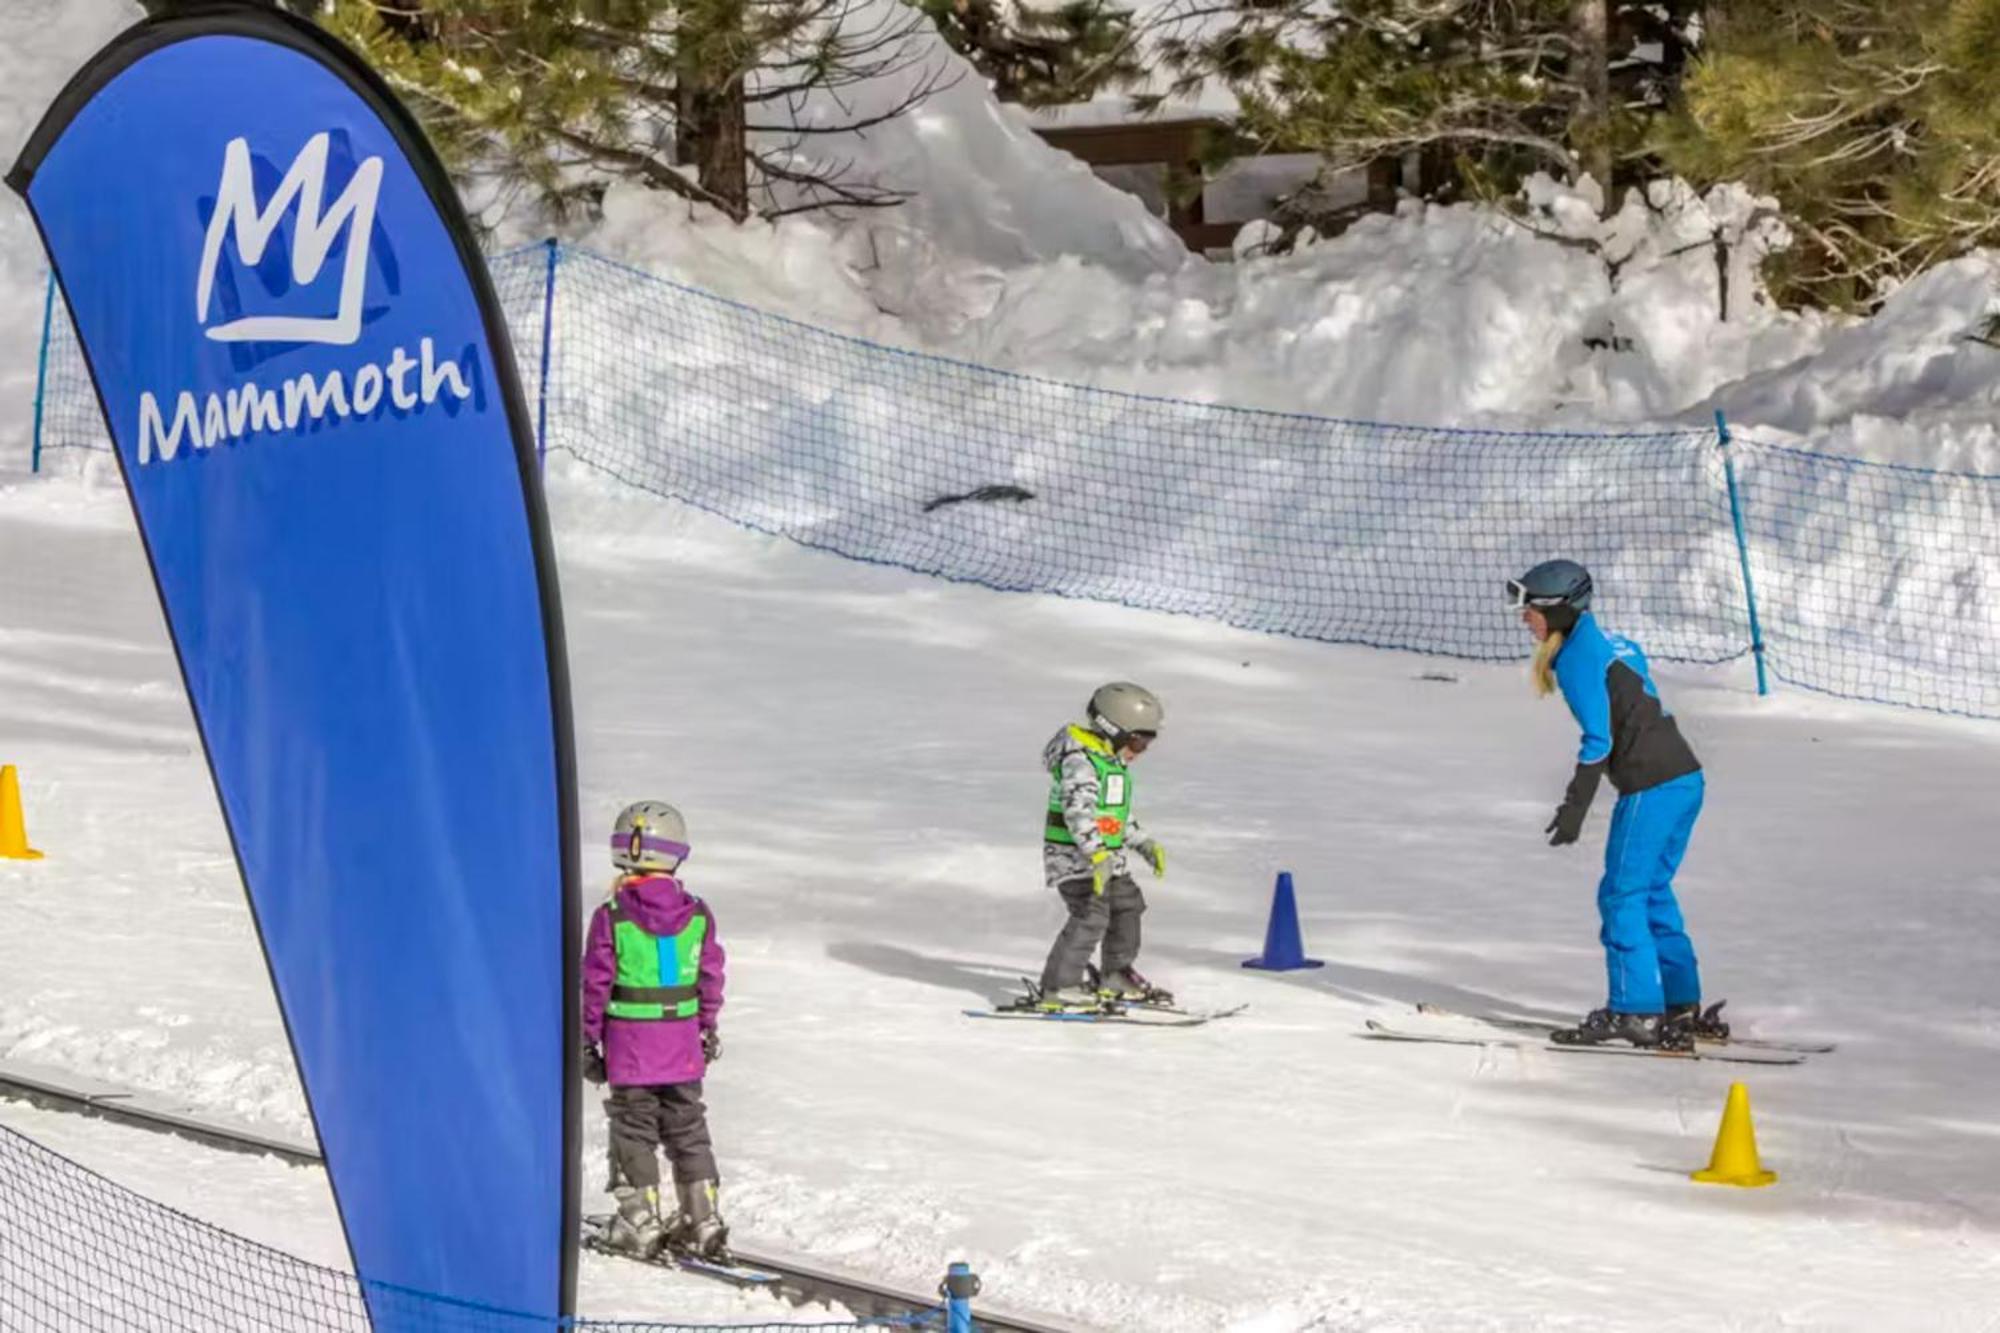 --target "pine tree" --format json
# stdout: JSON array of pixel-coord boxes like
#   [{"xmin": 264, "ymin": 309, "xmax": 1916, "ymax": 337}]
[
  {"xmin": 1152, "ymin": 0, "xmax": 1704, "ymax": 221},
  {"xmin": 918, "ymin": 0, "xmax": 1144, "ymax": 106},
  {"xmin": 1655, "ymin": 0, "xmax": 2000, "ymax": 308},
  {"xmin": 318, "ymin": 0, "xmax": 951, "ymax": 224}
]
